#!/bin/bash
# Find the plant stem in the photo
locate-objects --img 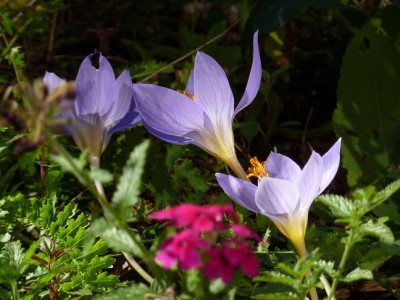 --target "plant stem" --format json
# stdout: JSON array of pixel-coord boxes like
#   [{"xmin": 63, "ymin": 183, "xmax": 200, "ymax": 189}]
[
  {"xmin": 296, "ymin": 241, "xmax": 319, "ymax": 300},
  {"xmin": 327, "ymin": 230, "xmax": 355, "ymax": 300},
  {"xmin": 225, "ymin": 155, "xmax": 248, "ymax": 181},
  {"xmin": 11, "ymin": 280, "xmax": 19, "ymax": 300},
  {"xmin": 122, "ymin": 251, "xmax": 153, "ymax": 284}
]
